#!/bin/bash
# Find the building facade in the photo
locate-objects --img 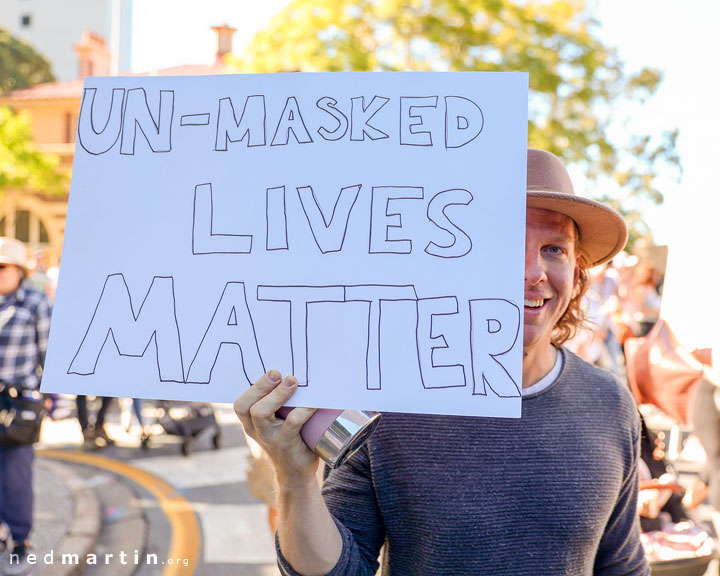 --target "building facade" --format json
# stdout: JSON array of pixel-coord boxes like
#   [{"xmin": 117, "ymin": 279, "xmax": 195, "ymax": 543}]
[
  {"xmin": 0, "ymin": 0, "xmax": 133, "ymax": 81},
  {"xmin": 0, "ymin": 24, "xmax": 235, "ymax": 261}
]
